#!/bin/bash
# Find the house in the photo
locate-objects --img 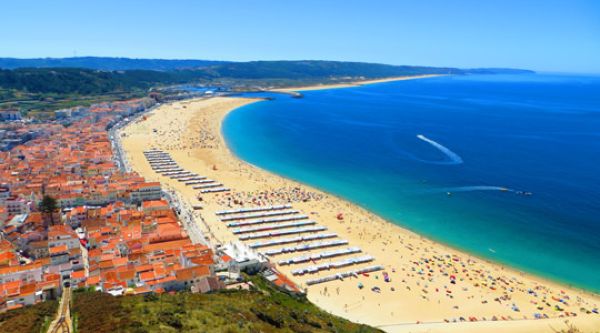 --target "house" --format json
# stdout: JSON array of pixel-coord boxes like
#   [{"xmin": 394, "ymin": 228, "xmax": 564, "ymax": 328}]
[
  {"xmin": 174, "ymin": 265, "xmax": 212, "ymax": 290},
  {"xmin": 4, "ymin": 197, "xmax": 29, "ymax": 216},
  {"xmin": 220, "ymin": 242, "xmax": 268, "ymax": 274},
  {"xmin": 28, "ymin": 240, "xmax": 49, "ymax": 259},
  {"xmin": 70, "ymin": 270, "xmax": 86, "ymax": 287},
  {"xmin": 0, "ymin": 110, "xmax": 22, "ymax": 122},
  {"xmin": 48, "ymin": 225, "xmax": 79, "ymax": 250},
  {"xmin": 0, "ymin": 206, "xmax": 7, "ymax": 225},
  {"xmin": 49, "ymin": 245, "xmax": 69, "ymax": 265},
  {"xmin": 193, "ymin": 275, "xmax": 224, "ymax": 294},
  {"xmin": 141, "ymin": 199, "xmax": 170, "ymax": 213},
  {"xmin": 54, "ymin": 109, "xmax": 72, "ymax": 119},
  {"xmin": 129, "ymin": 182, "xmax": 162, "ymax": 203},
  {"xmin": 0, "ymin": 260, "xmax": 46, "ymax": 285}
]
